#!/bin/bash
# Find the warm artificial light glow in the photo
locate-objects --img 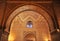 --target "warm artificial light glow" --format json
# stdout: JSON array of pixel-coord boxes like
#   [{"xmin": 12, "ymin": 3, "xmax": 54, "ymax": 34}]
[
  {"xmin": 45, "ymin": 38, "xmax": 48, "ymax": 41},
  {"xmin": 8, "ymin": 34, "xmax": 15, "ymax": 41},
  {"xmin": 44, "ymin": 37, "xmax": 51, "ymax": 41},
  {"xmin": 57, "ymin": 29, "xmax": 60, "ymax": 32}
]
